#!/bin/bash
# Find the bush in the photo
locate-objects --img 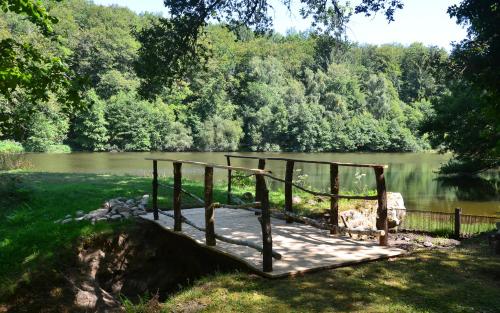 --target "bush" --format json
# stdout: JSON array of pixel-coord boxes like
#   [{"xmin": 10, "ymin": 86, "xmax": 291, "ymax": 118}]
[
  {"xmin": 44, "ymin": 144, "xmax": 71, "ymax": 153},
  {"xmin": 0, "ymin": 140, "xmax": 30, "ymax": 170},
  {"xmin": 0, "ymin": 140, "xmax": 24, "ymax": 154},
  {"xmin": 24, "ymin": 112, "xmax": 69, "ymax": 152}
]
